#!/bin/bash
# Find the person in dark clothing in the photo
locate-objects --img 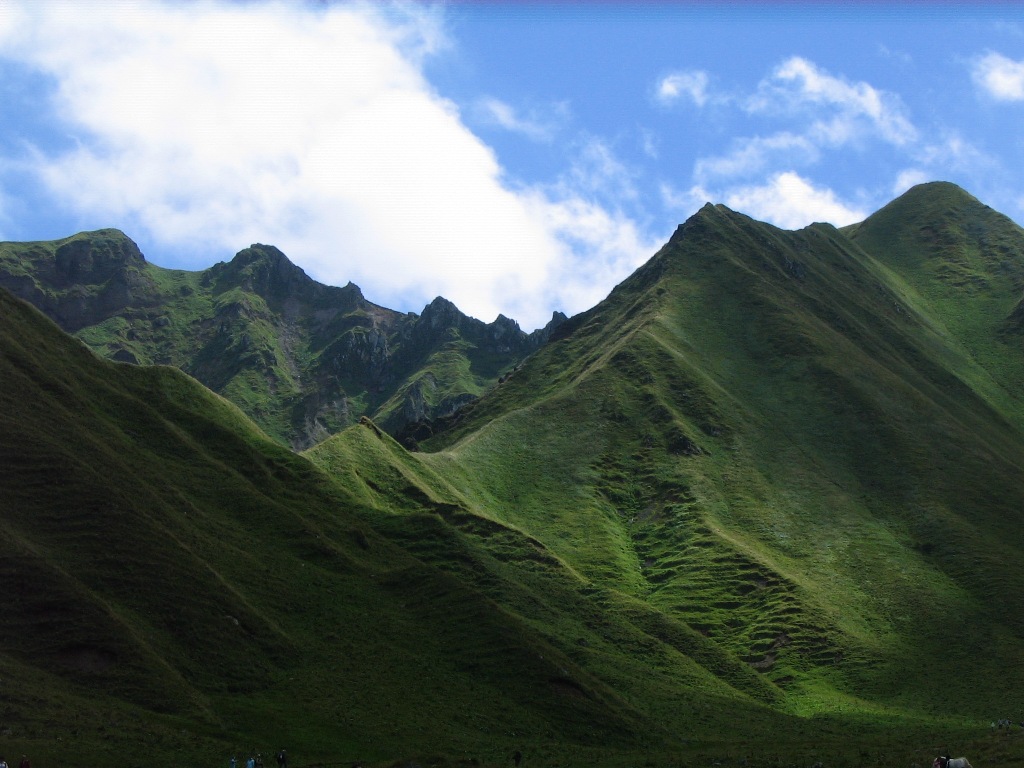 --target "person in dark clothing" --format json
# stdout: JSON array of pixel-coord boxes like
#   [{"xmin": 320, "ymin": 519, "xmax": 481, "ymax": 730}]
[
  {"xmin": 512, "ymin": 750, "xmax": 522, "ymax": 767},
  {"xmin": 276, "ymin": 750, "xmax": 287, "ymax": 768}
]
